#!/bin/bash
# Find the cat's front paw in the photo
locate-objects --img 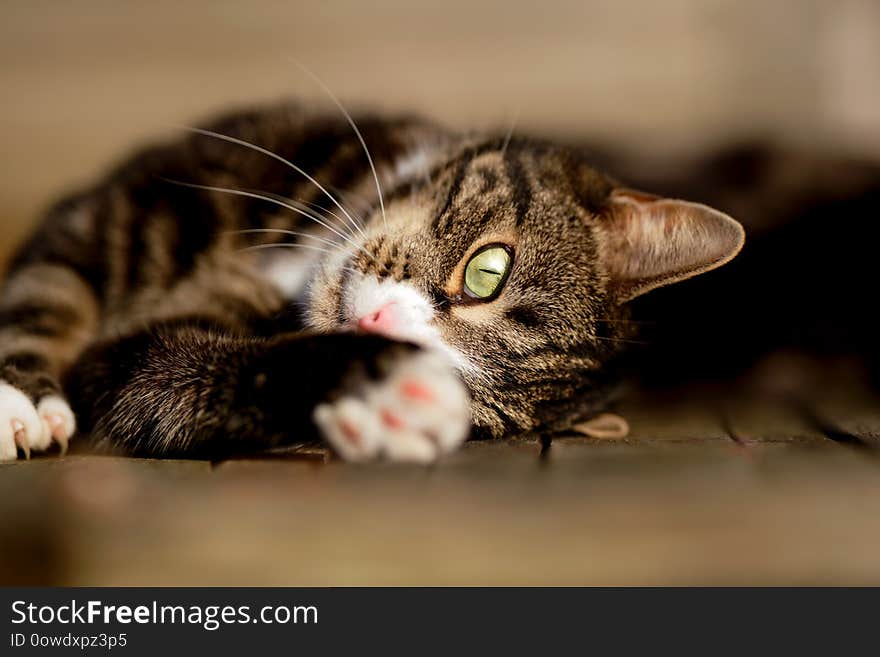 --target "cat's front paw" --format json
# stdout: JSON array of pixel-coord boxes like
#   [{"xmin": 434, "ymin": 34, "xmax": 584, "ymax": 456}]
[
  {"xmin": 313, "ymin": 350, "xmax": 471, "ymax": 463},
  {"xmin": 0, "ymin": 382, "xmax": 76, "ymax": 461}
]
